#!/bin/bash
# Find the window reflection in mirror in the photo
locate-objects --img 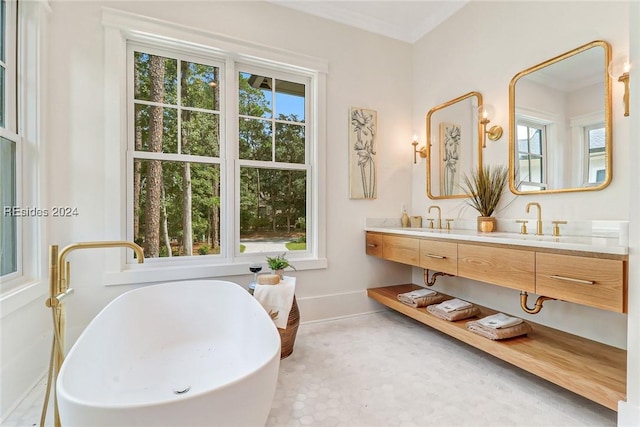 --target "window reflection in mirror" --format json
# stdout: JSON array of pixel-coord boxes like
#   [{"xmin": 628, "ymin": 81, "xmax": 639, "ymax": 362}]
[
  {"xmin": 509, "ymin": 40, "xmax": 611, "ymax": 194},
  {"xmin": 426, "ymin": 91, "xmax": 483, "ymax": 199}
]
